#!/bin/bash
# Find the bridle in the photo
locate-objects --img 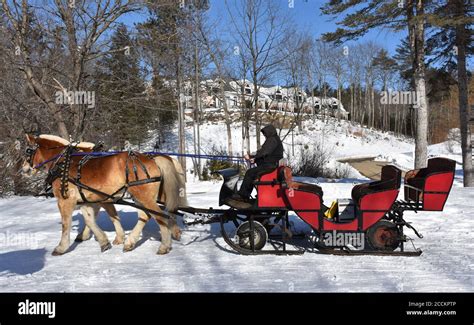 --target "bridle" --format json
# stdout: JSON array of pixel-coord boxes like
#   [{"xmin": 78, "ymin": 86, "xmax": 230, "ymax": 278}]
[
  {"xmin": 25, "ymin": 146, "xmax": 37, "ymax": 167},
  {"xmin": 25, "ymin": 143, "xmax": 77, "ymax": 199},
  {"xmin": 25, "ymin": 144, "xmax": 68, "ymax": 169}
]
